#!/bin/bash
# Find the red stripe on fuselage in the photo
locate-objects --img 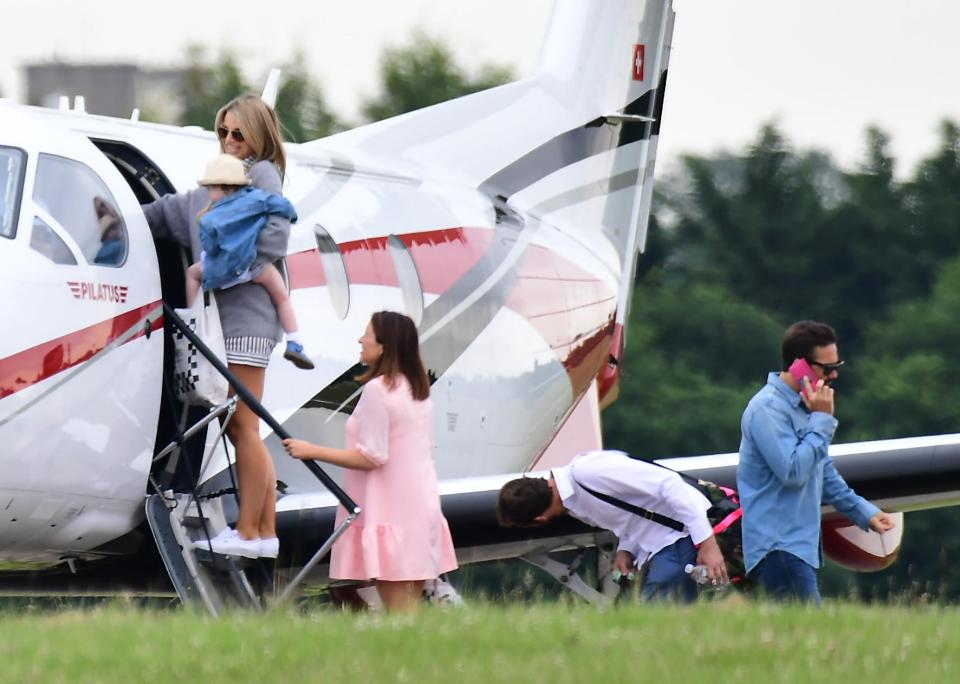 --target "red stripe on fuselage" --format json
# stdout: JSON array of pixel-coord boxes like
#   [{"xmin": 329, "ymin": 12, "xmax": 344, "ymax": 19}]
[
  {"xmin": 287, "ymin": 227, "xmax": 495, "ymax": 294},
  {"xmin": 505, "ymin": 245, "xmax": 617, "ymax": 397},
  {"xmin": 0, "ymin": 226, "xmax": 615, "ymax": 405},
  {"xmin": 0, "ymin": 302, "xmax": 163, "ymax": 399},
  {"xmin": 287, "ymin": 226, "xmax": 617, "ymax": 398}
]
